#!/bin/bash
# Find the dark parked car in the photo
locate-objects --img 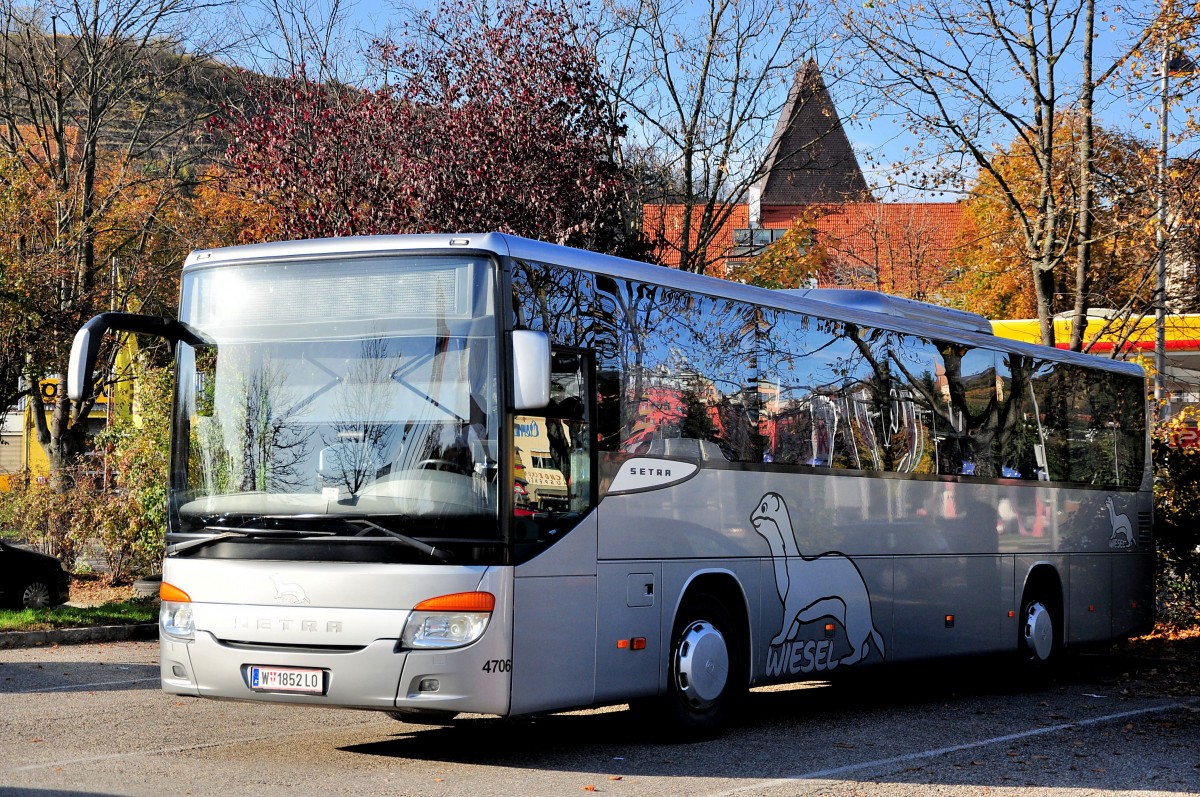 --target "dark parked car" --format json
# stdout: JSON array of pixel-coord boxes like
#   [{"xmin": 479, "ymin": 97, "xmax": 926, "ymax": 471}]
[{"xmin": 0, "ymin": 541, "xmax": 70, "ymax": 609}]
